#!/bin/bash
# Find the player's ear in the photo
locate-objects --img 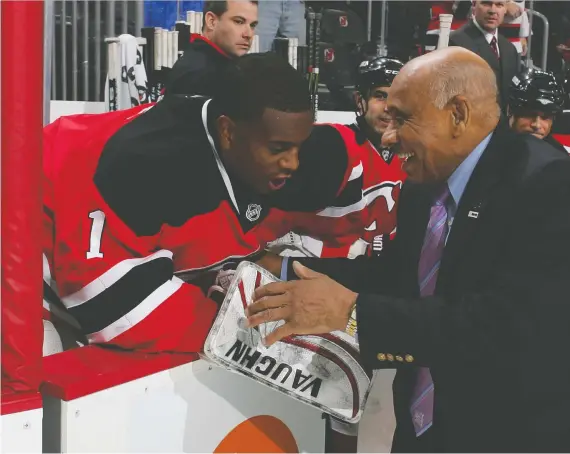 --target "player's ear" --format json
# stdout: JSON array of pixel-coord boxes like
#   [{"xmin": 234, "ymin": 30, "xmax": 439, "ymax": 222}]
[
  {"xmin": 354, "ymin": 92, "xmax": 365, "ymax": 116},
  {"xmin": 216, "ymin": 115, "xmax": 236, "ymax": 151}
]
